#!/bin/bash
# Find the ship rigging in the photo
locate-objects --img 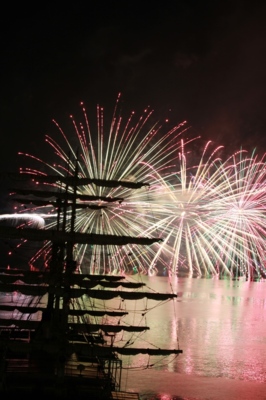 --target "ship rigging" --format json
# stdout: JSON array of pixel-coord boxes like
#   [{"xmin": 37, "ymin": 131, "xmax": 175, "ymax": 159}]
[{"xmin": 0, "ymin": 172, "xmax": 182, "ymax": 399}]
